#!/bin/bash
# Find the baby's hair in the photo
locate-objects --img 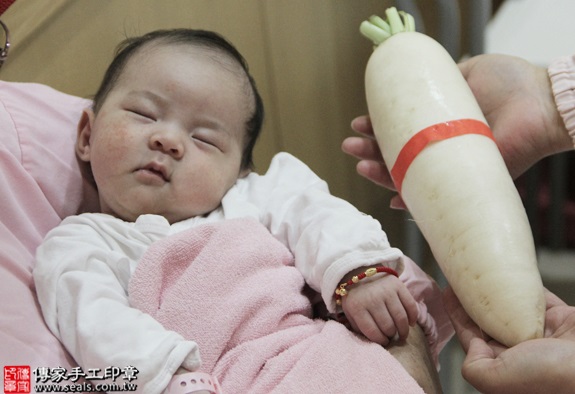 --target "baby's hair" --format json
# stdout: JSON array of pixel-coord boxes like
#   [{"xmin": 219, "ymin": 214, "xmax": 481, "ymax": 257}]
[{"xmin": 92, "ymin": 28, "xmax": 264, "ymax": 170}]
